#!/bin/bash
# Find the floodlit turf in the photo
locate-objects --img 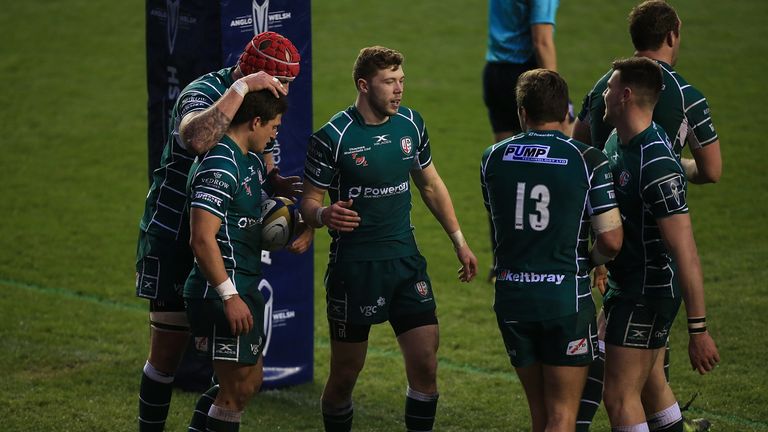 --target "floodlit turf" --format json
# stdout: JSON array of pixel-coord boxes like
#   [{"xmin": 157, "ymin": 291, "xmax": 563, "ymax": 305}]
[{"xmin": 1, "ymin": 0, "xmax": 767, "ymax": 430}]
